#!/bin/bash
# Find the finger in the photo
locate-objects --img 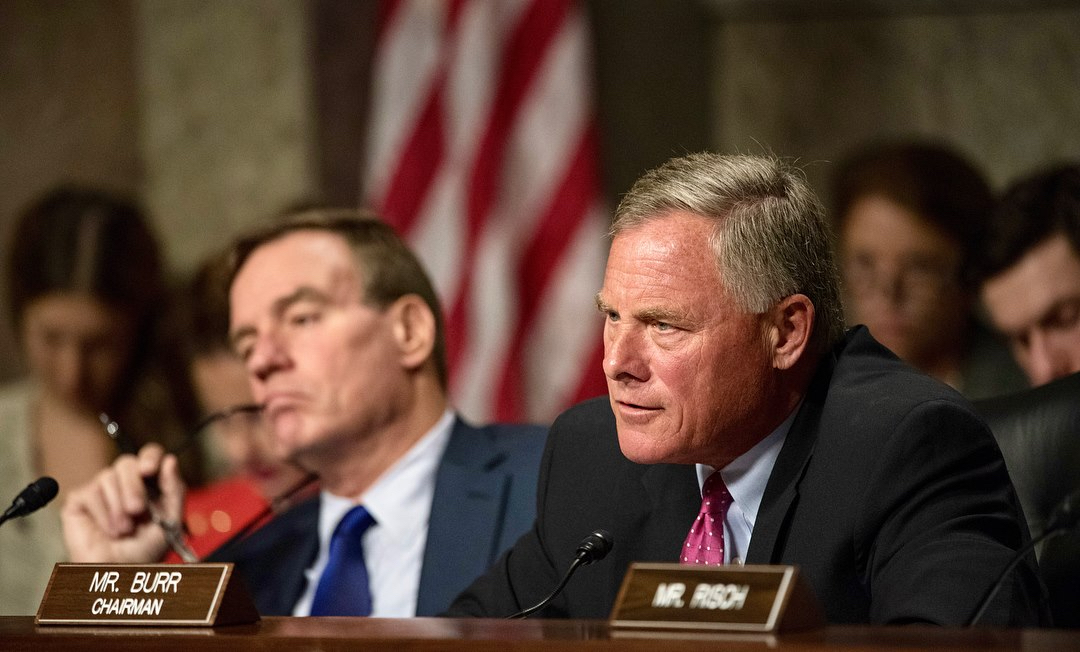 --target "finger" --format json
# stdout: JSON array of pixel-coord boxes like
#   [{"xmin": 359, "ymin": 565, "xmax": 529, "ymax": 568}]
[
  {"xmin": 157, "ymin": 454, "xmax": 187, "ymax": 523},
  {"xmin": 97, "ymin": 462, "xmax": 137, "ymax": 535},
  {"xmin": 136, "ymin": 443, "xmax": 167, "ymax": 478},
  {"xmin": 62, "ymin": 475, "xmax": 117, "ymax": 541}
]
